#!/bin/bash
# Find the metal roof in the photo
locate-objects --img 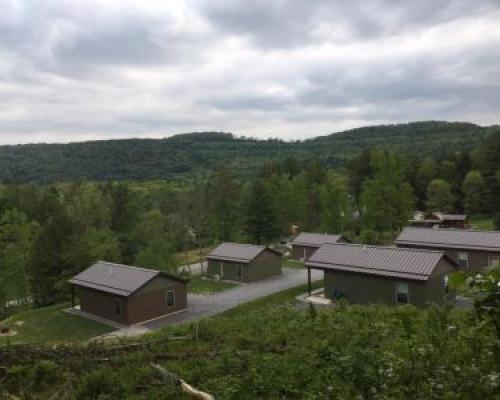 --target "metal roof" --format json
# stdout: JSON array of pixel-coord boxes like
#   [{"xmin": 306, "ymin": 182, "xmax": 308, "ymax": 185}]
[
  {"xmin": 305, "ymin": 243, "xmax": 448, "ymax": 281},
  {"xmin": 69, "ymin": 261, "xmax": 187, "ymax": 296},
  {"xmin": 292, "ymin": 232, "xmax": 344, "ymax": 247},
  {"xmin": 433, "ymin": 212, "xmax": 468, "ymax": 221},
  {"xmin": 207, "ymin": 242, "xmax": 271, "ymax": 263},
  {"xmin": 396, "ymin": 227, "xmax": 500, "ymax": 252}
]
